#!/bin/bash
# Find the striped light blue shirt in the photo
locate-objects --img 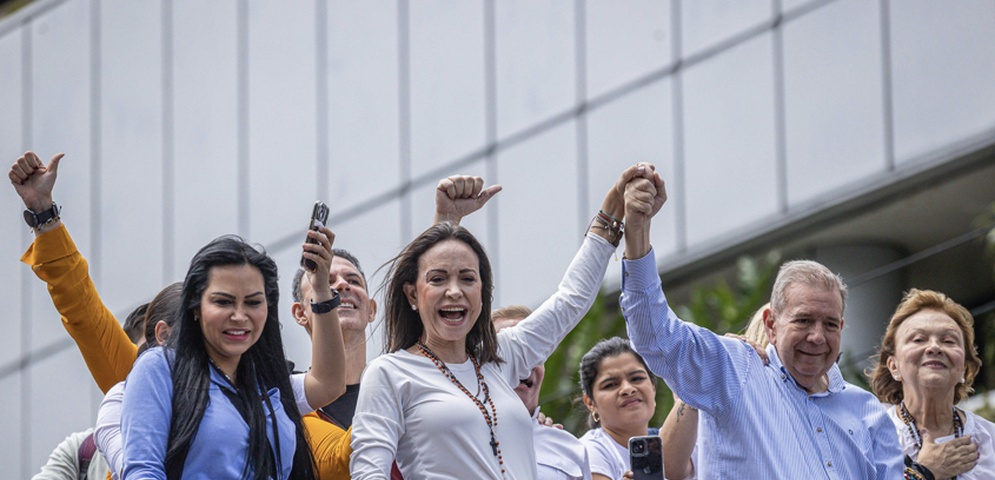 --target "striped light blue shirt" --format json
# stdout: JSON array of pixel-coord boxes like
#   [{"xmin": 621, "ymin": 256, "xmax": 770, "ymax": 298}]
[{"xmin": 620, "ymin": 248, "xmax": 903, "ymax": 480}]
